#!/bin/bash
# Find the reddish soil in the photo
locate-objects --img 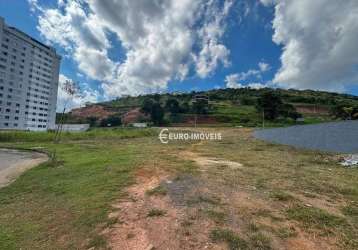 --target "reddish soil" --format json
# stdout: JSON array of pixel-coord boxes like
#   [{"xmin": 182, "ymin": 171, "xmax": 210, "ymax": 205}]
[
  {"xmin": 121, "ymin": 108, "xmax": 148, "ymax": 125},
  {"xmin": 104, "ymin": 149, "xmax": 340, "ymax": 250},
  {"xmin": 294, "ymin": 104, "xmax": 330, "ymax": 115},
  {"xmin": 70, "ymin": 105, "xmax": 115, "ymax": 119}
]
